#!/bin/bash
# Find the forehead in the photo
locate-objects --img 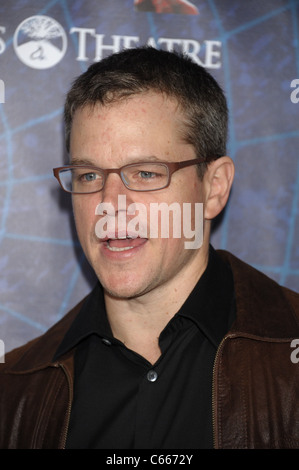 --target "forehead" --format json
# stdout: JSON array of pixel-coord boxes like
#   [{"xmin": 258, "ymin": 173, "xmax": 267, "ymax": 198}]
[{"xmin": 69, "ymin": 92, "xmax": 190, "ymax": 160}]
